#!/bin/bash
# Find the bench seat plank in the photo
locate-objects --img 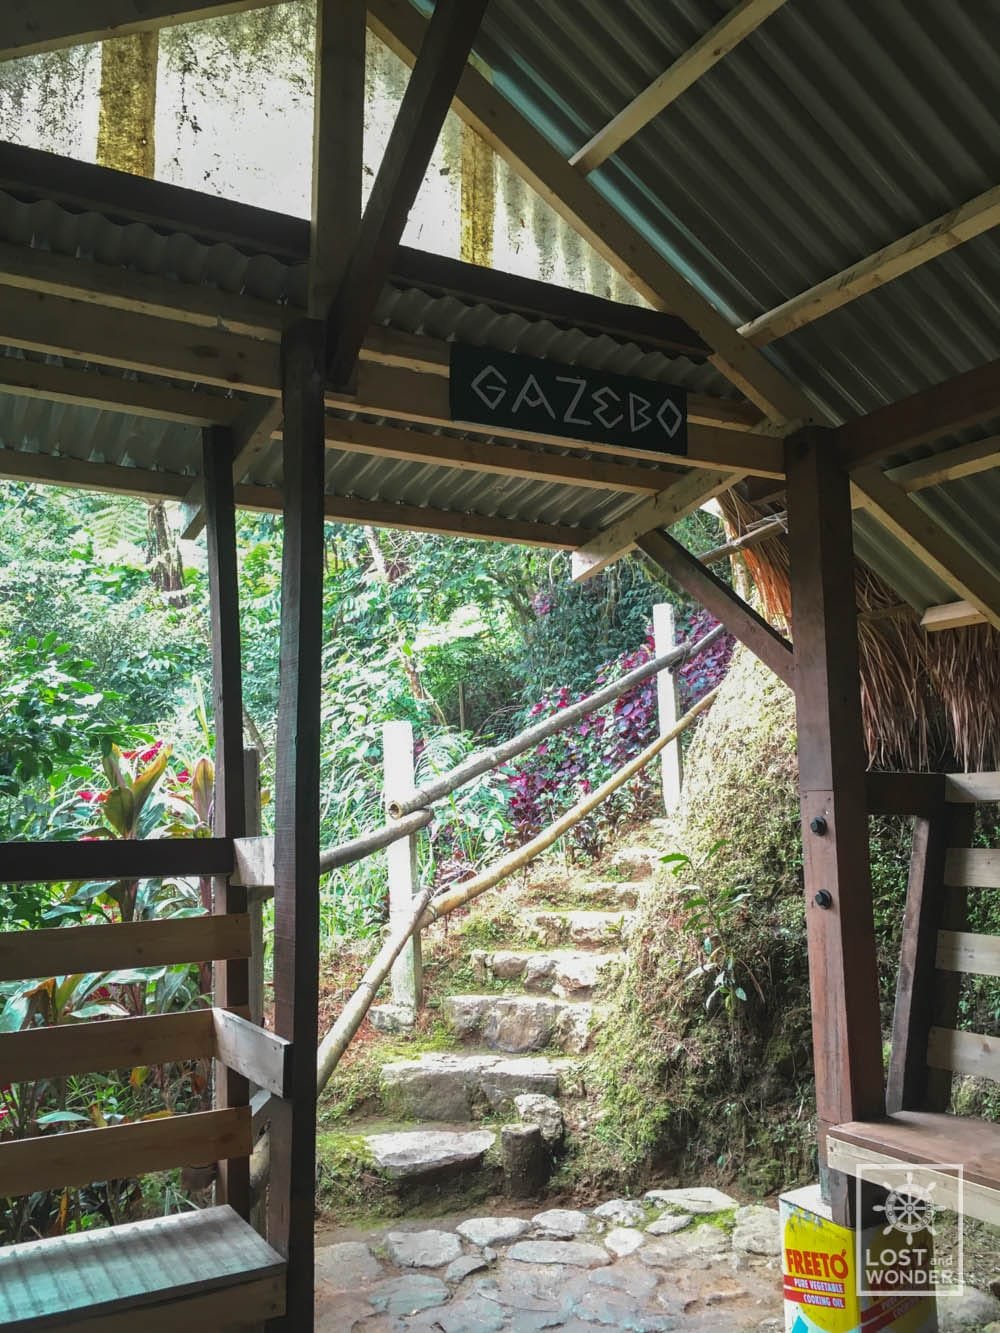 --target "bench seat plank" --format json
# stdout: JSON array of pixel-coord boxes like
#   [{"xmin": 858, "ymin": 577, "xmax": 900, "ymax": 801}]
[
  {"xmin": 827, "ymin": 1111, "xmax": 1000, "ymax": 1223},
  {"xmin": 0, "ymin": 1205, "xmax": 284, "ymax": 1331}
]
